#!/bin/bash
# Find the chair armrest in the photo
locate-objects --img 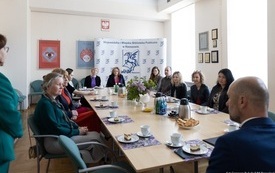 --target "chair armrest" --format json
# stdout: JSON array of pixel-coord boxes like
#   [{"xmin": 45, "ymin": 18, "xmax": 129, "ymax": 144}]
[
  {"xmin": 32, "ymin": 134, "xmax": 59, "ymax": 139},
  {"xmin": 79, "ymin": 164, "xmax": 129, "ymax": 173}
]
